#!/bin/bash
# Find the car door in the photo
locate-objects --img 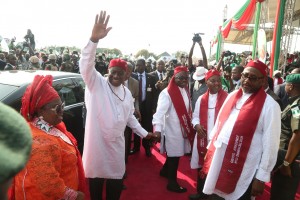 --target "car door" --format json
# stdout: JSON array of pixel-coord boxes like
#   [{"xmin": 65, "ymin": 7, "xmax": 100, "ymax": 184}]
[{"xmin": 52, "ymin": 77, "xmax": 85, "ymax": 154}]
